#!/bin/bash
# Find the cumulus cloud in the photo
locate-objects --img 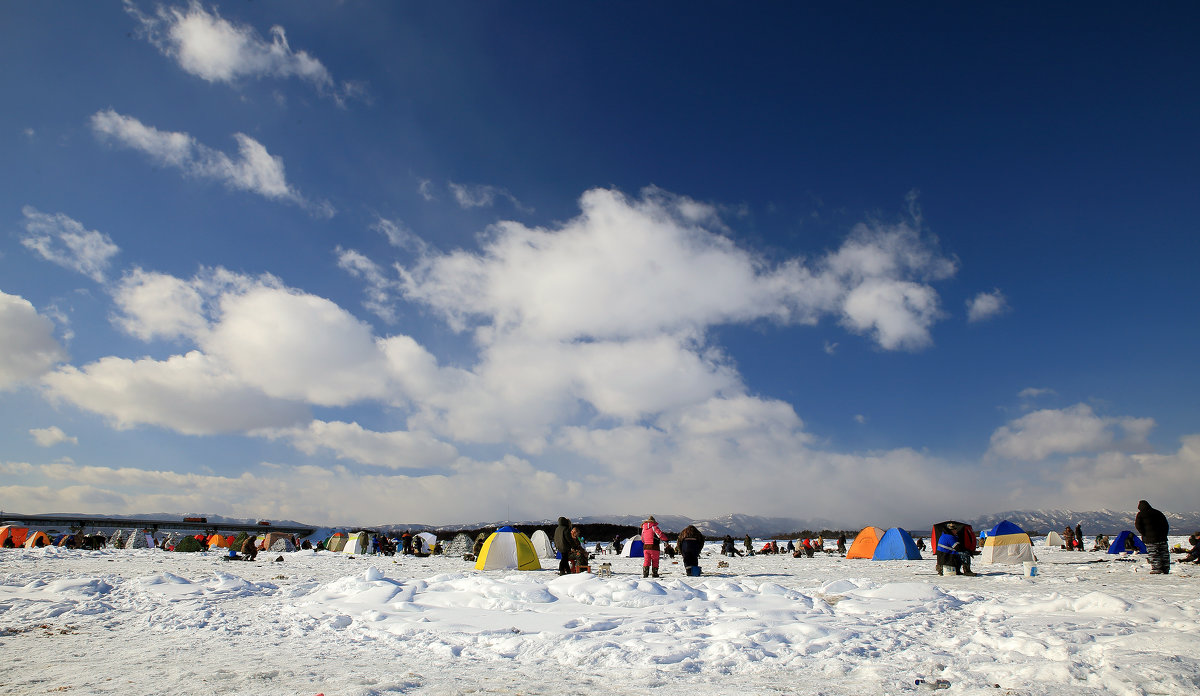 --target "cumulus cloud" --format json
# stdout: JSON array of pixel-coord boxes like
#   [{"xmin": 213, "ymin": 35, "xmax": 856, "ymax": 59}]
[
  {"xmin": 399, "ymin": 187, "xmax": 955, "ymax": 350},
  {"xmin": 0, "ymin": 291, "xmax": 67, "ymax": 391},
  {"xmin": 90, "ymin": 109, "xmax": 333, "ymax": 216},
  {"xmin": 205, "ymin": 286, "xmax": 393, "ymax": 406},
  {"xmin": 19, "ymin": 207, "xmax": 120, "ymax": 282},
  {"xmin": 30, "ymin": 426, "xmax": 77, "ymax": 447},
  {"xmin": 967, "ymin": 289, "xmax": 1009, "ymax": 323},
  {"xmin": 42, "ymin": 351, "xmax": 309, "ymax": 435},
  {"xmin": 987, "ymin": 403, "xmax": 1155, "ymax": 462},
  {"xmin": 125, "ymin": 0, "xmax": 362, "ymax": 105}
]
